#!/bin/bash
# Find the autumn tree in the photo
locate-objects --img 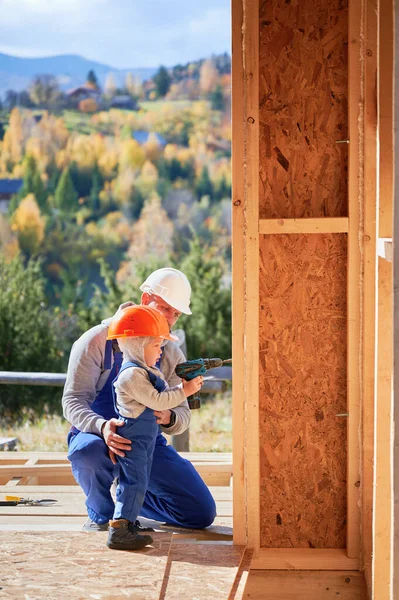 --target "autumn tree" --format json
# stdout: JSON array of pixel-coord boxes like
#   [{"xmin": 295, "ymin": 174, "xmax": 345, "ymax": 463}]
[
  {"xmin": 104, "ymin": 72, "xmax": 117, "ymax": 99},
  {"xmin": 118, "ymin": 192, "xmax": 174, "ymax": 282},
  {"xmin": 79, "ymin": 98, "xmax": 98, "ymax": 113},
  {"xmin": 29, "ymin": 74, "xmax": 61, "ymax": 109},
  {"xmin": 199, "ymin": 59, "xmax": 219, "ymax": 95},
  {"xmin": 12, "ymin": 194, "xmax": 45, "ymax": 256}
]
